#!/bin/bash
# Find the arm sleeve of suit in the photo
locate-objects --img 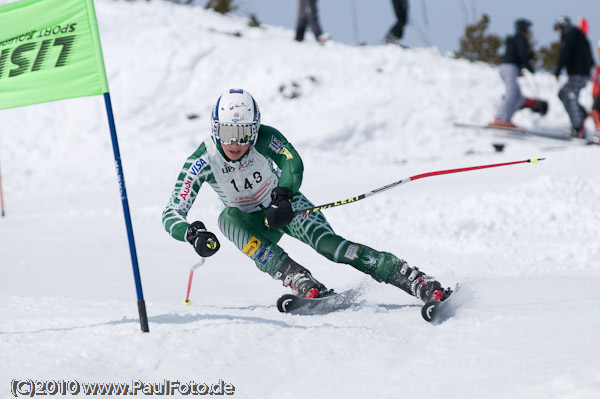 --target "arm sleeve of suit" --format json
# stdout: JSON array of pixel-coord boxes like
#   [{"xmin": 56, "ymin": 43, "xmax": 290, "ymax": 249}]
[
  {"xmin": 162, "ymin": 143, "xmax": 209, "ymax": 241},
  {"xmin": 555, "ymin": 34, "xmax": 573, "ymax": 76},
  {"xmin": 517, "ymin": 36, "xmax": 534, "ymax": 73},
  {"xmin": 253, "ymin": 125, "xmax": 304, "ymax": 193}
]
